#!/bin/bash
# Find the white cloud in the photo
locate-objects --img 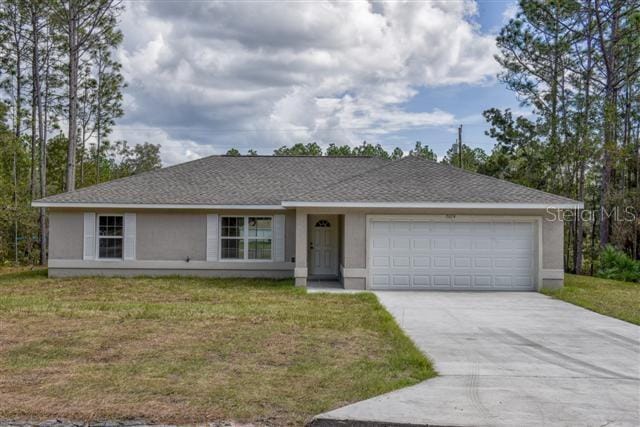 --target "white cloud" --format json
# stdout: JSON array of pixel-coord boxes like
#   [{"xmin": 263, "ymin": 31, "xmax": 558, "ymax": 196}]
[
  {"xmin": 116, "ymin": 0, "xmax": 500, "ymax": 164},
  {"xmin": 502, "ymin": 2, "xmax": 520, "ymax": 23}
]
